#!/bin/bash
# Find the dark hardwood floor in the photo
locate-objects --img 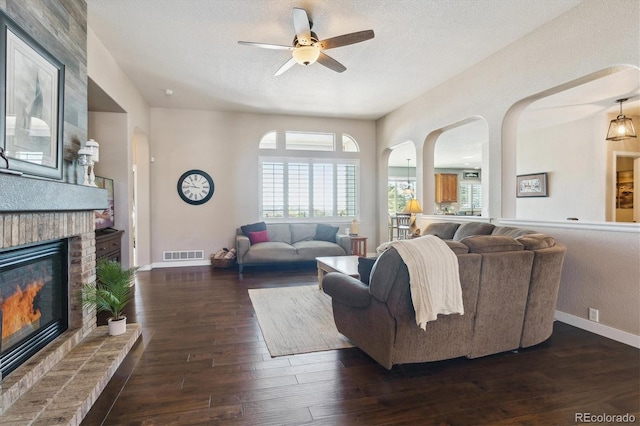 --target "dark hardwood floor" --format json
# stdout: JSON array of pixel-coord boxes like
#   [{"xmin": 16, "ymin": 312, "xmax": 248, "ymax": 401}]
[{"xmin": 83, "ymin": 265, "xmax": 640, "ymax": 425}]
